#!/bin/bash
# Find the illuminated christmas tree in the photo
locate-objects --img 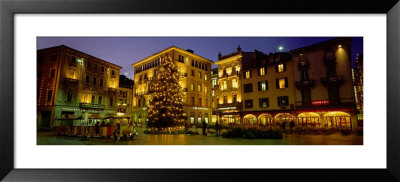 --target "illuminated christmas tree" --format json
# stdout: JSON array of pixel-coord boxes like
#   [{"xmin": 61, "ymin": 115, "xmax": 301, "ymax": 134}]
[{"xmin": 147, "ymin": 54, "xmax": 185, "ymax": 130}]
